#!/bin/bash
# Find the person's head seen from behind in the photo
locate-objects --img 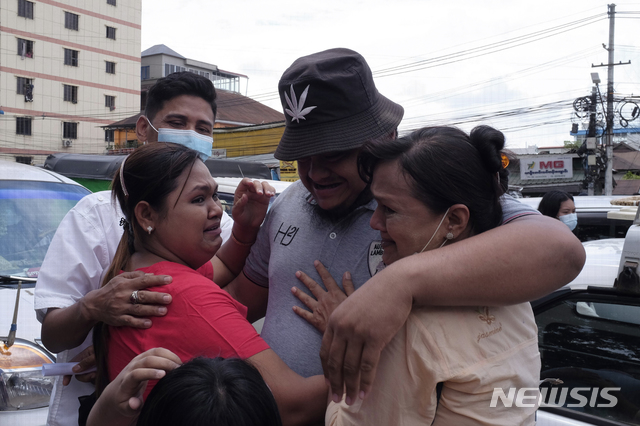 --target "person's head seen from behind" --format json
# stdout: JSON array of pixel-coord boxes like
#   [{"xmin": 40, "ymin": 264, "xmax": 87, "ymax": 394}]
[
  {"xmin": 137, "ymin": 357, "xmax": 282, "ymax": 426},
  {"xmin": 359, "ymin": 125, "xmax": 507, "ymax": 266},
  {"xmin": 274, "ymin": 48, "xmax": 404, "ymax": 218}
]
